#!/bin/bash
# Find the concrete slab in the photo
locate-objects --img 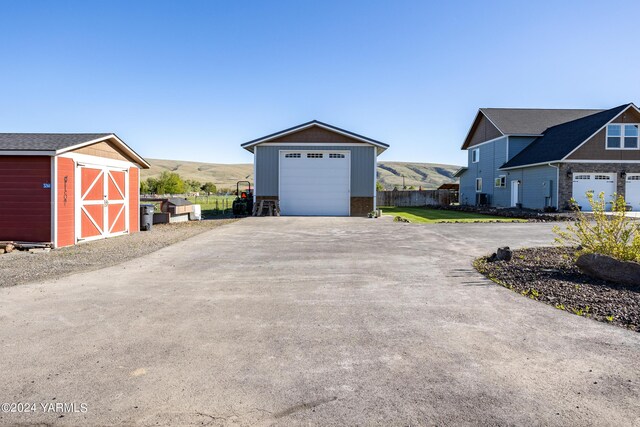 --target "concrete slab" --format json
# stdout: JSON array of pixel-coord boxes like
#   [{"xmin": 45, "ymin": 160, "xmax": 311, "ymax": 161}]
[{"xmin": 0, "ymin": 218, "xmax": 638, "ymax": 426}]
